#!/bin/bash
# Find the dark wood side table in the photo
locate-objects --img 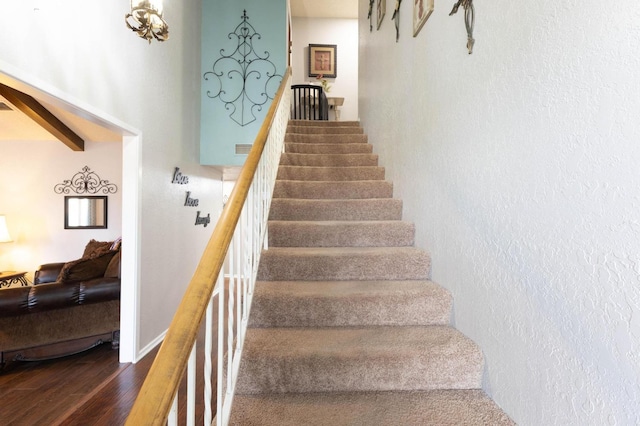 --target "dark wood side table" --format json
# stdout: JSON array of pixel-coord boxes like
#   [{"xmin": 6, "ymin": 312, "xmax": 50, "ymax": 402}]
[{"xmin": 0, "ymin": 271, "xmax": 29, "ymax": 288}]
